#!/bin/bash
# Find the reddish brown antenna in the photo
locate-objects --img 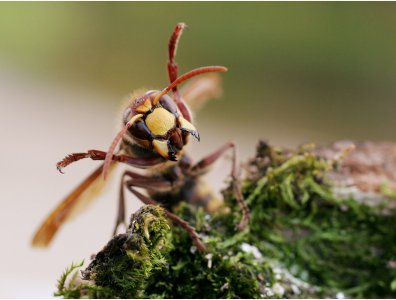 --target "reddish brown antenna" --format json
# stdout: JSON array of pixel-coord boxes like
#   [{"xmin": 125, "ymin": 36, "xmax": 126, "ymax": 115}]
[{"xmin": 153, "ymin": 66, "xmax": 228, "ymax": 105}]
